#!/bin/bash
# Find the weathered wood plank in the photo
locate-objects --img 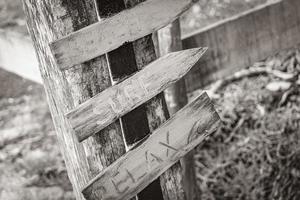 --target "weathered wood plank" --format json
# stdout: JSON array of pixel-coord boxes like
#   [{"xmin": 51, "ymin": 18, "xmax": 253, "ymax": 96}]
[
  {"xmin": 50, "ymin": 0, "xmax": 193, "ymax": 70},
  {"xmin": 82, "ymin": 92, "xmax": 220, "ymax": 200},
  {"xmin": 182, "ymin": 0, "xmax": 300, "ymax": 92},
  {"xmin": 67, "ymin": 48, "xmax": 206, "ymax": 142}
]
